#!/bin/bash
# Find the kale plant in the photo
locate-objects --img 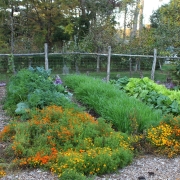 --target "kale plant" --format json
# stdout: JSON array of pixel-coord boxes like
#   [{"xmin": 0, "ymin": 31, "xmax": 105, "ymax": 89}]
[{"xmin": 3, "ymin": 67, "xmax": 74, "ymax": 119}]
